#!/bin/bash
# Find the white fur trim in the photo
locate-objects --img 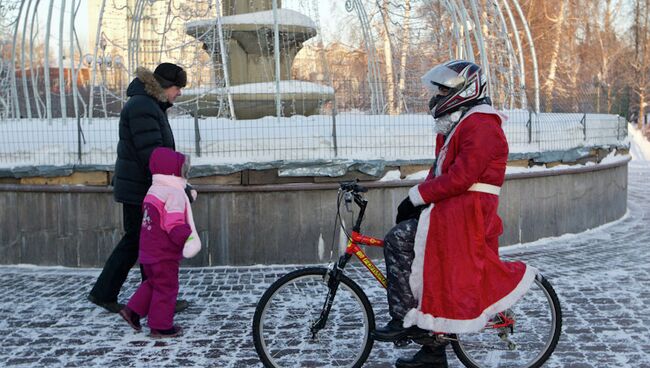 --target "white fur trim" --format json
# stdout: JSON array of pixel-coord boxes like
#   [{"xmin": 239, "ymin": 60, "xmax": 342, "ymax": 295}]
[
  {"xmin": 462, "ymin": 104, "xmax": 508, "ymax": 124},
  {"xmin": 408, "ymin": 205, "xmax": 432, "ymax": 306},
  {"xmin": 403, "ymin": 265, "xmax": 538, "ymax": 333},
  {"xmin": 409, "ymin": 185, "xmax": 426, "ymax": 206}
]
